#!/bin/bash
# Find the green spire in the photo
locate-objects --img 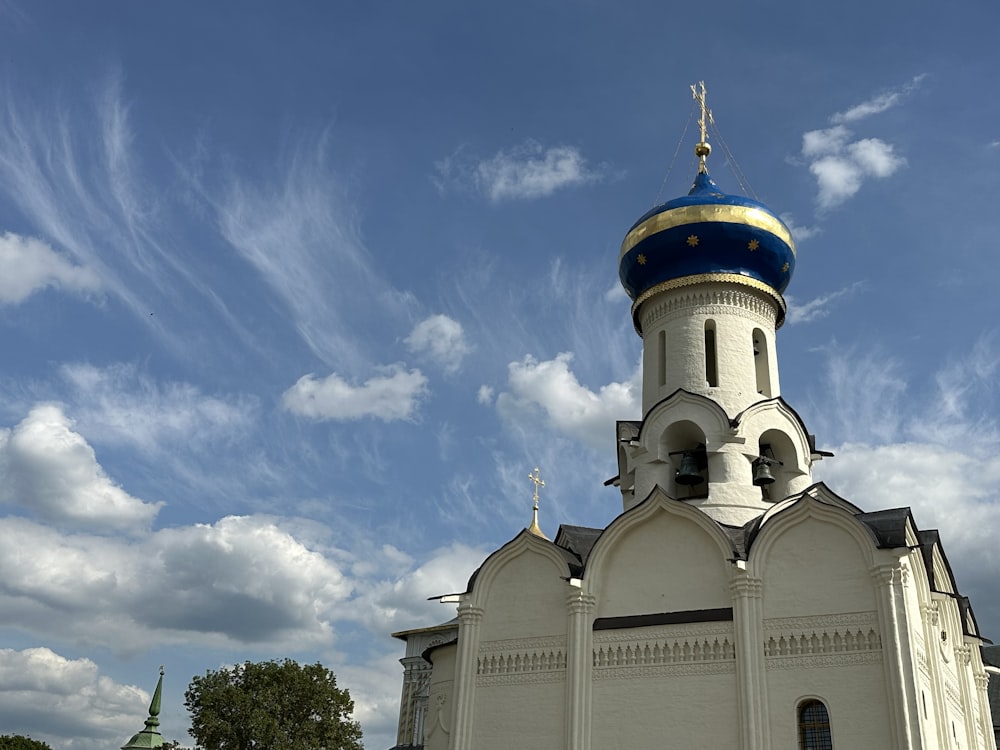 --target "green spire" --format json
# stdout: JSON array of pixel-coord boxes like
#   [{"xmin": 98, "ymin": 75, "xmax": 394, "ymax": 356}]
[{"xmin": 121, "ymin": 667, "xmax": 165, "ymax": 750}]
